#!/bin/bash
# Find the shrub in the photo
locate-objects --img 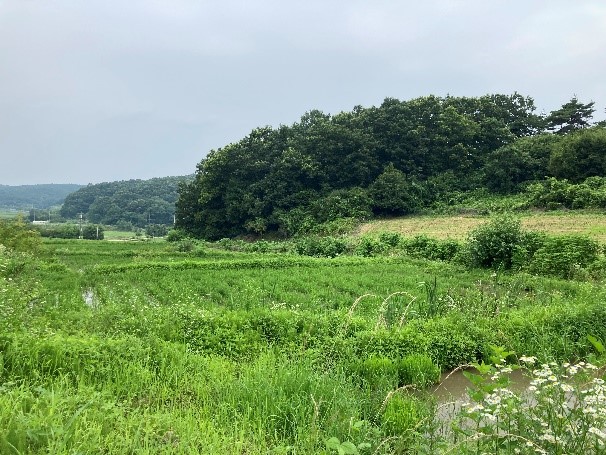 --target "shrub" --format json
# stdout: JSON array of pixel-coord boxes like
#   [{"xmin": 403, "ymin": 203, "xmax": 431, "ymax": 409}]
[
  {"xmin": 310, "ymin": 217, "xmax": 359, "ymax": 236},
  {"xmin": 528, "ymin": 235, "xmax": 600, "ymax": 278},
  {"xmin": 166, "ymin": 228, "xmax": 189, "ymax": 242},
  {"xmin": 294, "ymin": 236, "xmax": 350, "ymax": 258},
  {"xmin": 35, "ymin": 224, "xmax": 80, "ymax": 239},
  {"xmin": 355, "ymin": 235, "xmax": 390, "ymax": 257},
  {"xmin": 378, "ymin": 232, "xmax": 403, "ymax": 248},
  {"xmin": 466, "ymin": 215, "xmax": 523, "ymax": 269},
  {"xmin": 511, "ymin": 230, "xmax": 547, "ymax": 269},
  {"xmin": 525, "ymin": 176, "xmax": 606, "ymax": 210},
  {"xmin": 175, "ymin": 239, "xmax": 197, "ymax": 252},
  {"xmin": 369, "ymin": 164, "xmax": 426, "ymax": 216},
  {"xmin": 145, "ymin": 224, "xmax": 168, "ymax": 238},
  {"xmin": 403, "ymin": 235, "xmax": 461, "ymax": 261},
  {"xmin": 82, "ymin": 224, "xmax": 104, "ymax": 240},
  {"xmin": 0, "ymin": 218, "xmax": 41, "ymax": 253}
]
